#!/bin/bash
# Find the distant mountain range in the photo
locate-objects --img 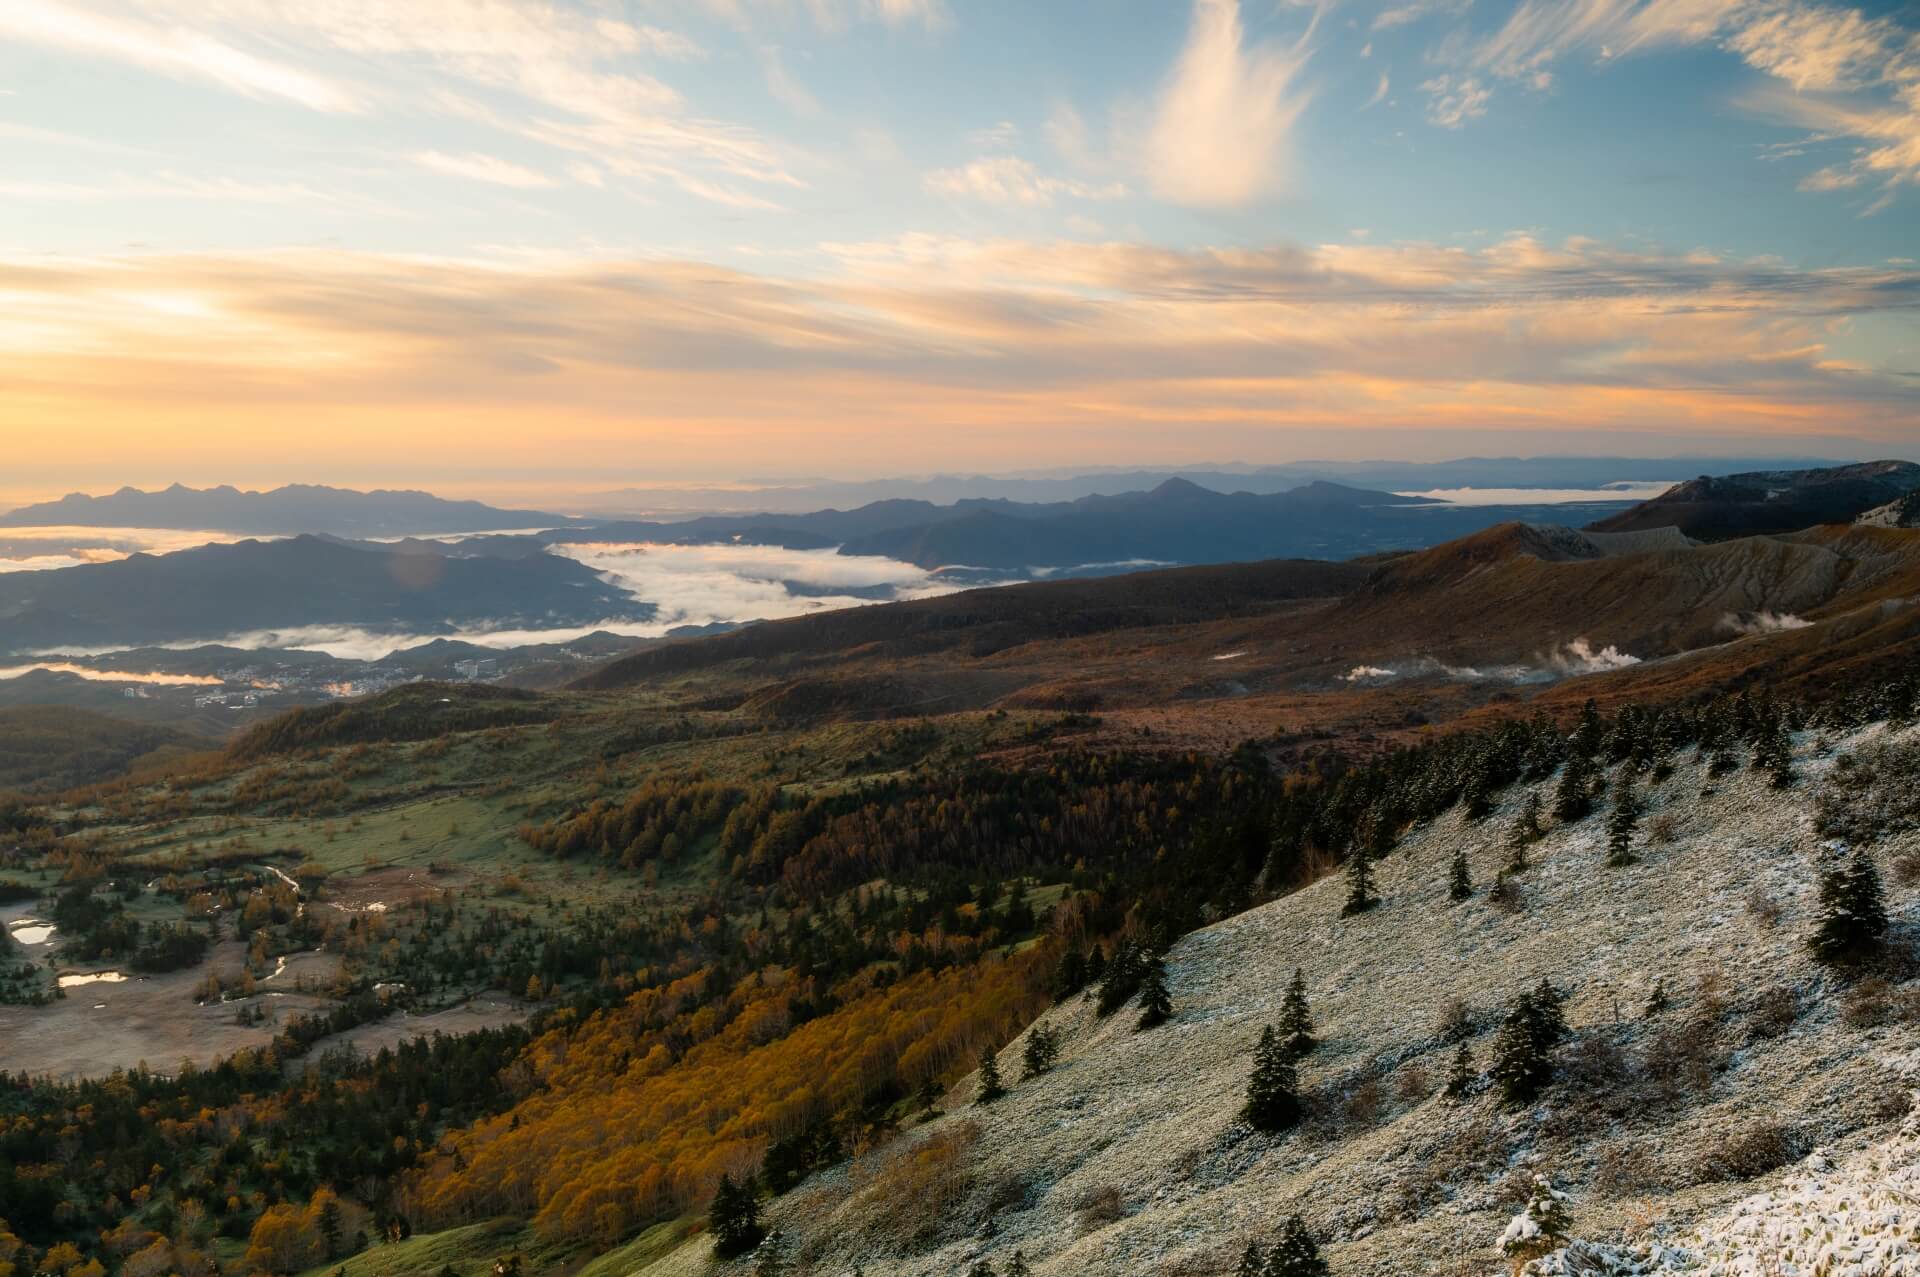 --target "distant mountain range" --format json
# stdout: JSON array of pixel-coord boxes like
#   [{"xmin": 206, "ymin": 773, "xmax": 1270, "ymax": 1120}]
[
  {"xmin": 1587, "ymin": 460, "xmax": 1920, "ymax": 539},
  {"xmin": 0, "ymin": 483, "xmax": 569, "ymax": 535},
  {"xmin": 0, "ymin": 535, "xmax": 652, "ymax": 653},
  {"xmin": 581, "ymin": 455, "xmax": 1849, "ymax": 516},
  {"xmin": 414, "ymin": 478, "xmax": 1634, "ymax": 574}
]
